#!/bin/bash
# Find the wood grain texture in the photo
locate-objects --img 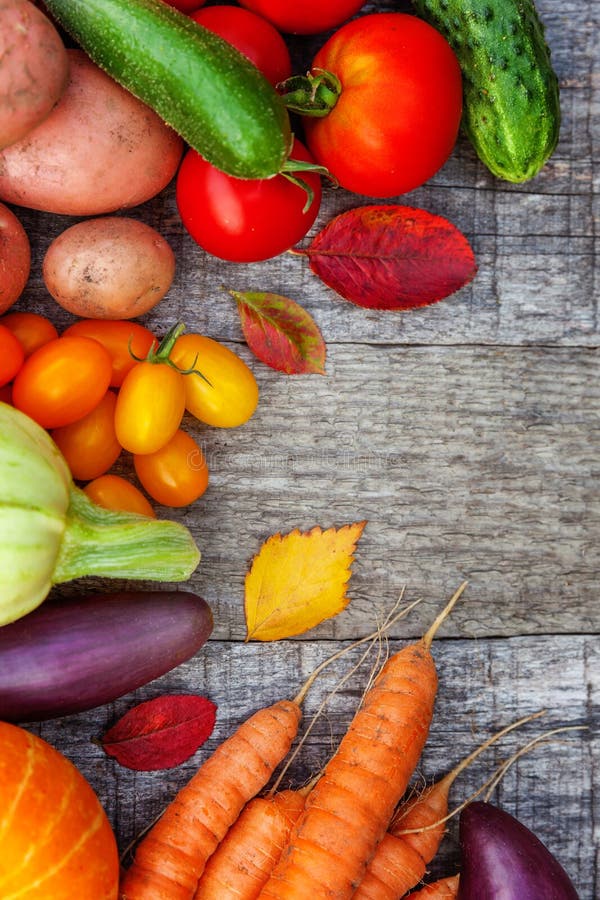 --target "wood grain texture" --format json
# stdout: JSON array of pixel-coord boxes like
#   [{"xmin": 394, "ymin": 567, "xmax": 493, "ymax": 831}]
[
  {"xmin": 56, "ymin": 341, "xmax": 600, "ymax": 640},
  {"xmin": 4, "ymin": 0, "xmax": 598, "ymax": 894}
]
